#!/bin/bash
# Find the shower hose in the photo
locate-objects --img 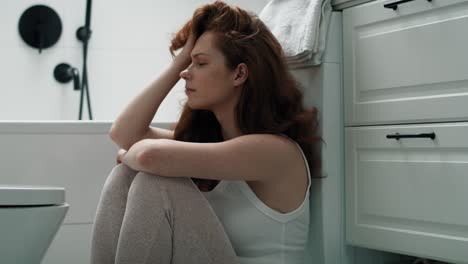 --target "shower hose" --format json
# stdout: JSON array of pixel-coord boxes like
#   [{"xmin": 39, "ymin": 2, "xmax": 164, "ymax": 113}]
[{"xmin": 78, "ymin": 0, "xmax": 93, "ymax": 120}]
